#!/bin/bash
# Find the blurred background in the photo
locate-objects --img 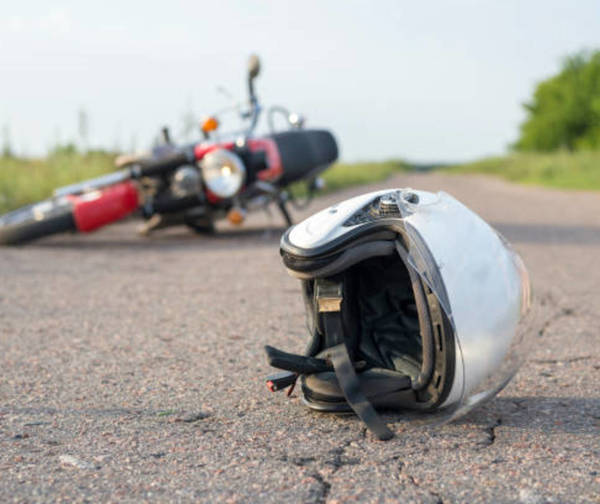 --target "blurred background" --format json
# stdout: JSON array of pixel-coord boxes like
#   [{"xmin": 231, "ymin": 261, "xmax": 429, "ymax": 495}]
[{"xmin": 2, "ymin": 0, "xmax": 600, "ymax": 211}]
